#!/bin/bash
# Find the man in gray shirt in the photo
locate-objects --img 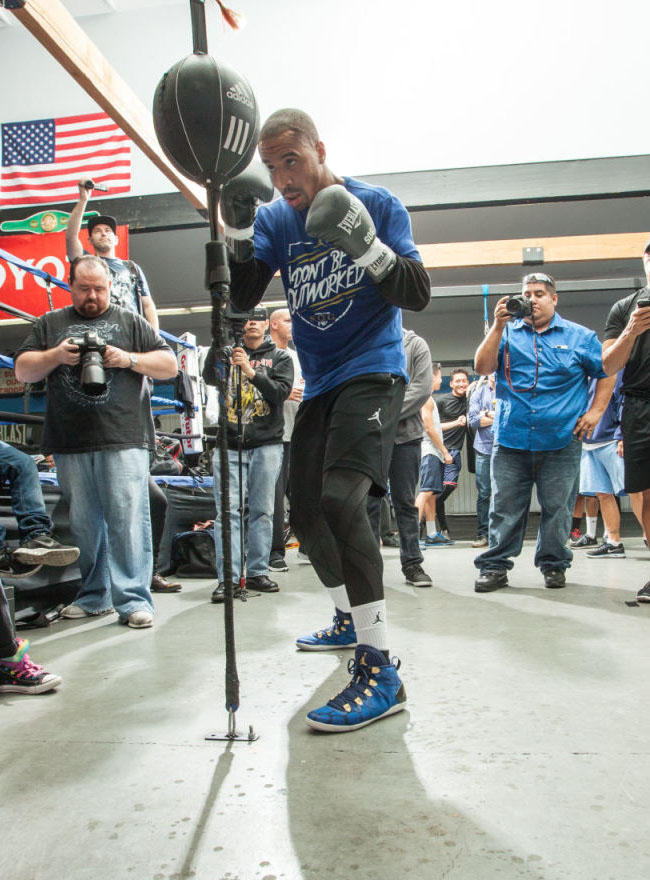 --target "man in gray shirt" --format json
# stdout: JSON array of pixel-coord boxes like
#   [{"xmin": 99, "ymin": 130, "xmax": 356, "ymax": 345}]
[{"xmin": 368, "ymin": 329, "xmax": 433, "ymax": 586}]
